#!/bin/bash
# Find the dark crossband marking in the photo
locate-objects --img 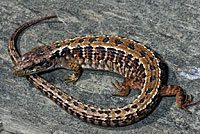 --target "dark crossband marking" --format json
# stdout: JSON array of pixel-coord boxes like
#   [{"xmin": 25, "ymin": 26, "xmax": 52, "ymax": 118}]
[
  {"xmin": 72, "ymin": 45, "xmax": 83, "ymax": 58},
  {"xmin": 115, "ymin": 110, "xmax": 121, "ymax": 114},
  {"xmin": 61, "ymin": 47, "xmax": 70, "ymax": 56},
  {"xmin": 146, "ymin": 88, "xmax": 153, "ymax": 94},
  {"xmin": 150, "ymin": 76, "xmax": 156, "ymax": 82},
  {"xmin": 78, "ymin": 39, "xmax": 84, "ymax": 43},
  {"xmin": 131, "ymin": 104, "xmax": 138, "ymax": 109},
  {"xmin": 84, "ymin": 45, "xmax": 93, "ymax": 60},
  {"xmin": 70, "ymin": 40, "xmax": 76, "ymax": 43},
  {"xmin": 95, "ymin": 46, "xmax": 106, "ymax": 60},
  {"xmin": 107, "ymin": 48, "xmax": 116, "ymax": 61},
  {"xmin": 150, "ymin": 64, "xmax": 155, "ymax": 70},
  {"xmin": 102, "ymin": 37, "xmax": 109, "ymax": 43},
  {"xmin": 125, "ymin": 54, "xmax": 133, "ymax": 67},
  {"xmin": 114, "ymin": 39, "xmax": 123, "ymax": 46},
  {"xmin": 140, "ymin": 50, "xmax": 146, "ymax": 57},
  {"xmin": 89, "ymin": 37, "xmax": 97, "ymax": 43},
  {"xmin": 128, "ymin": 43, "xmax": 135, "ymax": 50},
  {"xmin": 73, "ymin": 102, "xmax": 79, "ymax": 106}
]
